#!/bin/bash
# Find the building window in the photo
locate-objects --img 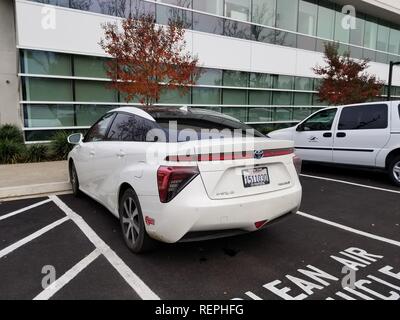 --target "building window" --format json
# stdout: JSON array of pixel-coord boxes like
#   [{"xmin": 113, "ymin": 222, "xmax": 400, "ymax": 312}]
[
  {"xmin": 225, "ymin": 0, "xmax": 251, "ymax": 22},
  {"xmin": 222, "ymin": 107, "xmax": 247, "ymax": 122},
  {"xmin": 24, "ymin": 104, "xmax": 74, "ymax": 128},
  {"xmin": 197, "ymin": 68, "xmax": 223, "ymax": 86},
  {"xmin": 23, "ymin": 50, "xmax": 71, "ymax": 76},
  {"xmin": 75, "ymin": 81, "xmax": 118, "ymax": 102},
  {"xmin": 248, "ymin": 107, "xmax": 272, "ymax": 122},
  {"xmin": 273, "ymin": 75, "xmax": 294, "ymax": 90},
  {"xmin": 276, "ymin": 0, "xmax": 299, "ymax": 32},
  {"xmin": 222, "ymin": 89, "xmax": 247, "ymax": 104},
  {"xmin": 223, "ymin": 70, "xmax": 249, "ymax": 87},
  {"xmin": 298, "ymin": 0, "xmax": 318, "ymax": 36},
  {"xmin": 192, "ymin": 88, "xmax": 221, "ymax": 104},
  {"xmin": 24, "ymin": 78, "xmax": 73, "ymax": 101},
  {"xmin": 192, "ymin": 0, "xmax": 223, "ymax": 15},
  {"xmin": 272, "ymin": 91, "xmax": 293, "ymax": 105},
  {"xmin": 249, "ymin": 73, "xmax": 272, "ymax": 88},
  {"xmin": 252, "ymin": 0, "xmax": 276, "ymax": 27},
  {"xmin": 317, "ymin": 0, "xmax": 335, "ymax": 40},
  {"xmin": 74, "ymin": 55, "xmax": 109, "ymax": 78},
  {"xmin": 193, "ymin": 12, "xmax": 224, "ymax": 35},
  {"xmin": 364, "ymin": 16, "xmax": 378, "ymax": 50},
  {"xmin": 249, "ymin": 91, "xmax": 271, "ymax": 105},
  {"xmin": 75, "ymin": 105, "xmax": 115, "ymax": 126}
]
